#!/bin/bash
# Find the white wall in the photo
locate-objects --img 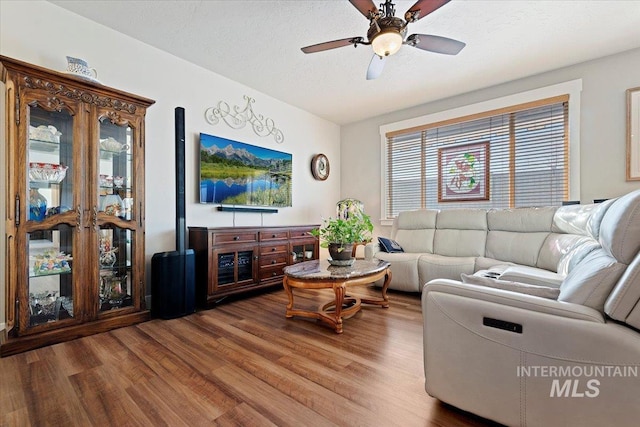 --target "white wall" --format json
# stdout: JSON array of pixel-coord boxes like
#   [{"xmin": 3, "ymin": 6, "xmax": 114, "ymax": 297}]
[
  {"xmin": 341, "ymin": 47, "xmax": 640, "ymax": 237},
  {"xmin": 0, "ymin": 0, "xmax": 341, "ymax": 320}
]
